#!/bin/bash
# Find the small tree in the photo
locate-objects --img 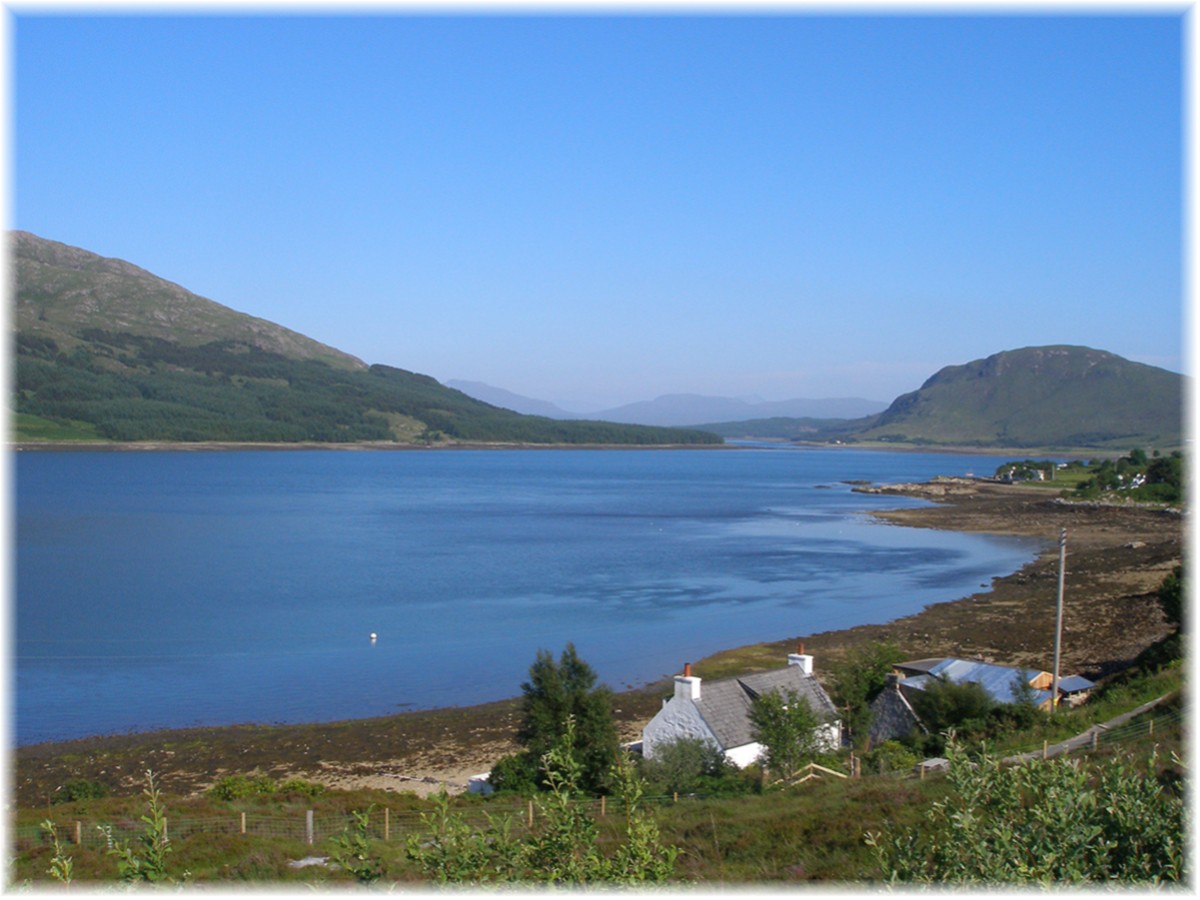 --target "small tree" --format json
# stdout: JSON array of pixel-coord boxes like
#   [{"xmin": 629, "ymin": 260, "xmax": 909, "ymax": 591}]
[
  {"xmin": 909, "ymin": 676, "xmax": 995, "ymax": 750},
  {"xmin": 505, "ymin": 643, "xmax": 620, "ymax": 795},
  {"xmin": 40, "ymin": 820, "xmax": 73, "ymax": 885},
  {"xmin": 329, "ymin": 807, "xmax": 385, "ymax": 884},
  {"xmin": 407, "ymin": 718, "xmax": 677, "ymax": 885},
  {"xmin": 829, "ymin": 640, "xmax": 905, "ymax": 746},
  {"xmin": 97, "ymin": 770, "xmax": 187, "ymax": 885},
  {"xmin": 749, "ymin": 688, "xmax": 823, "ymax": 782}
]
